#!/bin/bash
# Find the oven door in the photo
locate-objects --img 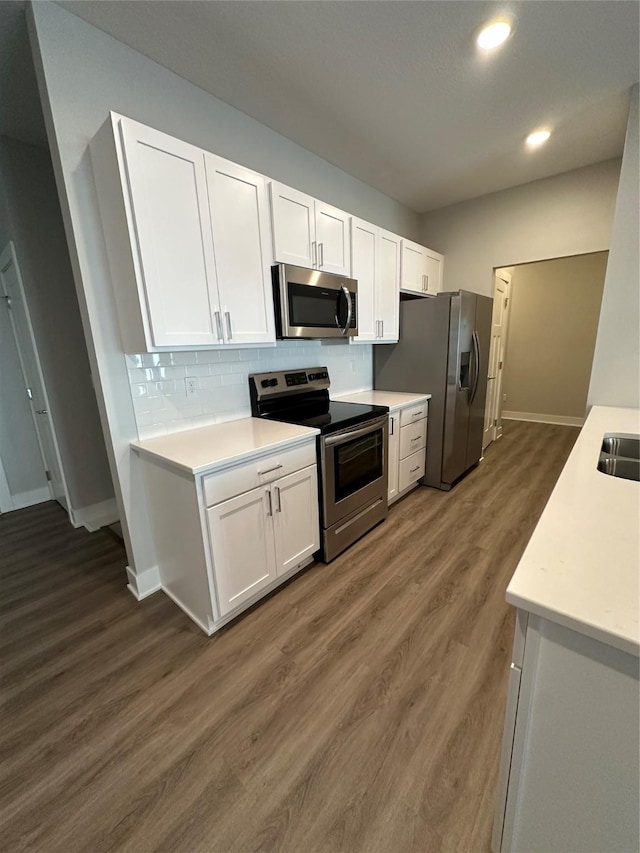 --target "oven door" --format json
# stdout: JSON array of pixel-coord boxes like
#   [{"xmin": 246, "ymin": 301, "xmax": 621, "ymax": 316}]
[
  {"xmin": 274, "ymin": 264, "xmax": 357, "ymax": 338},
  {"xmin": 321, "ymin": 416, "xmax": 388, "ymax": 527}
]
